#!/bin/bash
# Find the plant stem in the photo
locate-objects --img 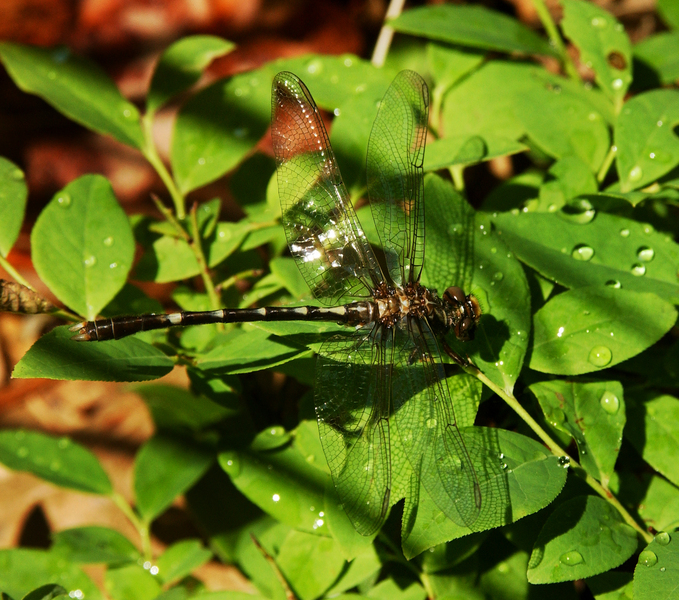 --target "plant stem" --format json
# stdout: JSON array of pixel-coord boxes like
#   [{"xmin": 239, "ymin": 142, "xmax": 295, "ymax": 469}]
[
  {"xmin": 0, "ymin": 255, "xmax": 32, "ymax": 289},
  {"xmin": 188, "ymin": 204, "xmax": 222, "ymax": 315},
  {"xmin": 371, "ymin": 0, "xmax": 406, "ymax": 67},
  {"xmin": 141, "ymin": 113, "xmax": 186, "ymax": 220},
  {"xmin": 473, "ymin": 367, "xmax": 652, "ymax": 543},
  {"xmin": 597, "ymin": 144, "xmax": 617, "ymax": 184},
  {"xmin": 530, "ymin": 0, "xmax": 579, "ymax": 81},
  {"xmin": 216, "ymin": 268, "xmax": 264, "ymax": 292},
  {"xmin": 449, "ymin": 165, "xmax": 465, "ymax": 193},
  {"xmin": 111, "ymin": 491, "xmax": 152, "ymax": 560}
]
